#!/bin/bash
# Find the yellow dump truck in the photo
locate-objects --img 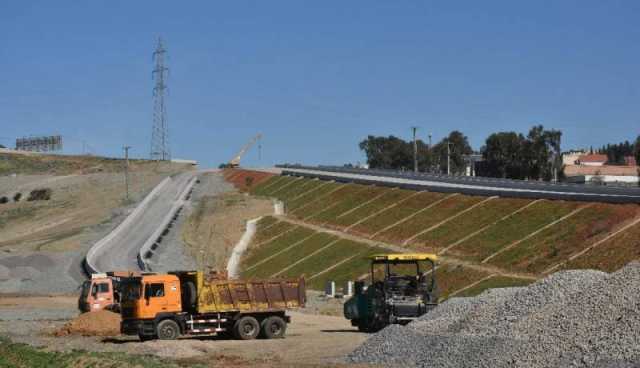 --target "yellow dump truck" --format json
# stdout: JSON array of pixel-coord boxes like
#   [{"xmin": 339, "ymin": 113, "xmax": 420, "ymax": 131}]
[{"xmin": 119, "ymin": 271, "xmax": 305, "ymax": 341}]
